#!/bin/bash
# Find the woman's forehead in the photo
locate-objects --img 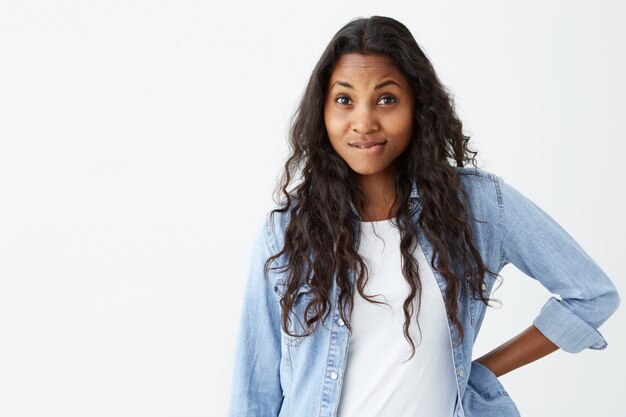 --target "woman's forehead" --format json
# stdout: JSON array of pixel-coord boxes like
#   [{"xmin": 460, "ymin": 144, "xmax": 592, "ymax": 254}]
[
  {"xmin": 333, "ymin": 53, "xmax": 397, "ymax": 70},
  {"xmin": 328, "ymin": 53, "xmax": 408, "ymax": 88}
]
